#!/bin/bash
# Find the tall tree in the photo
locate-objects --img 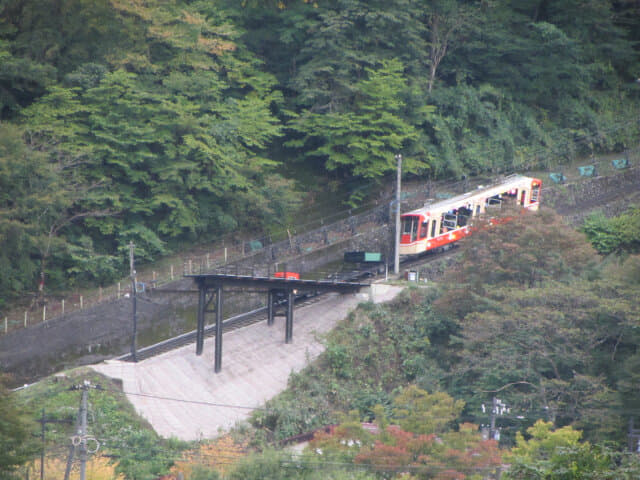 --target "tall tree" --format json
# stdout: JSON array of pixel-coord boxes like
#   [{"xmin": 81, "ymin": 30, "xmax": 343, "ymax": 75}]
[
  {"xmin": 287, "ymin": 59, "xmax": 423, "ymax": 188},
  {"xmin": 0, "ymin": 376, "xmax": 37, "ymax": 478}
]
